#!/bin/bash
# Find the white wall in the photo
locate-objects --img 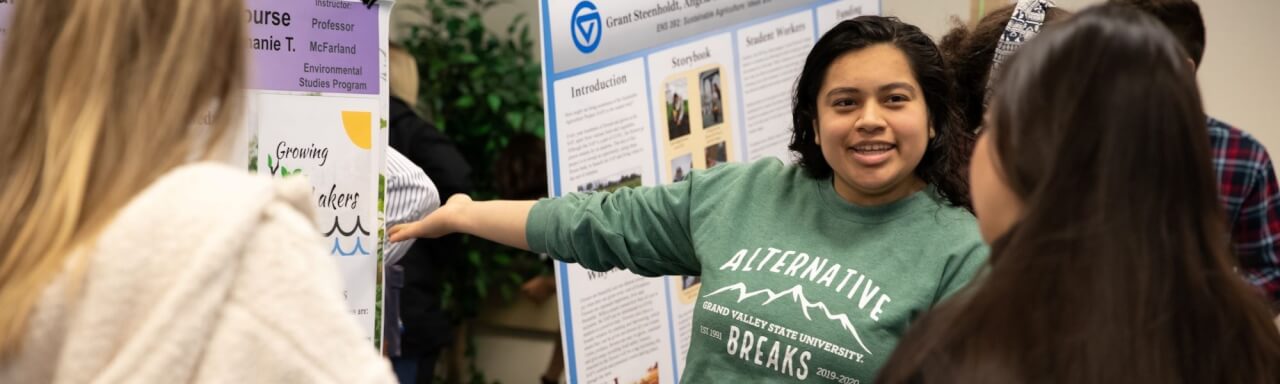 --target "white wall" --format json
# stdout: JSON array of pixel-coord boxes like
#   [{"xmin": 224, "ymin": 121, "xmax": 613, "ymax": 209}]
[
  {"xmin": 1189, "ymin": 0, "xmax": 1280, "ymax": 152},
  {"xmin": 1055, "ymin": 0, "xmax": 1280, "ymax": 153},
  {"xmin": 883, "ymin": 0, "xmax": 973, "ymax": 39}
]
